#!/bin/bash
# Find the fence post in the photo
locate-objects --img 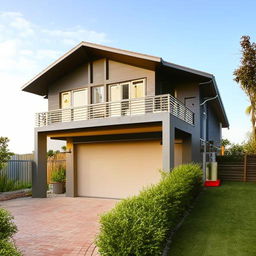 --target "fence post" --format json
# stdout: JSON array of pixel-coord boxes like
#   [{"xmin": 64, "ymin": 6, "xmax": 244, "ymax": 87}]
[{"xmin": 243, "ymin": 154, "xmax": 247, "ymax": 182}]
